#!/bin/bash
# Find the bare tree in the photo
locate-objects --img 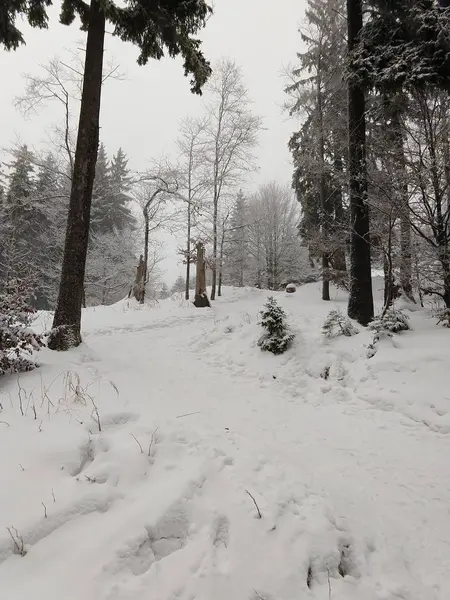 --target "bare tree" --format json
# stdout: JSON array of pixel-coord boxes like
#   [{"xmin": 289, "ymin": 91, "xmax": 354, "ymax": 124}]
[
  {"xmin": 202, "ymin": 59, "xmax": 262, "ymax": 301},
  {"xmin": 247, "ymin": 183, "xmax": 301, "ymax": 290},
  {"xmin": 403, "ymin": 90, "xmax": 450, "ymax": 307},
  {"xmin": 14, "ymin": 47, "xmax": 125, "ymax": 176},
  {"xmin": 132, "ymin": 166, "xmax": 179, "ymax": 303},
  {"xmin": 176, "ymin": 116, "xmax": 210, "ymax": 300}
]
